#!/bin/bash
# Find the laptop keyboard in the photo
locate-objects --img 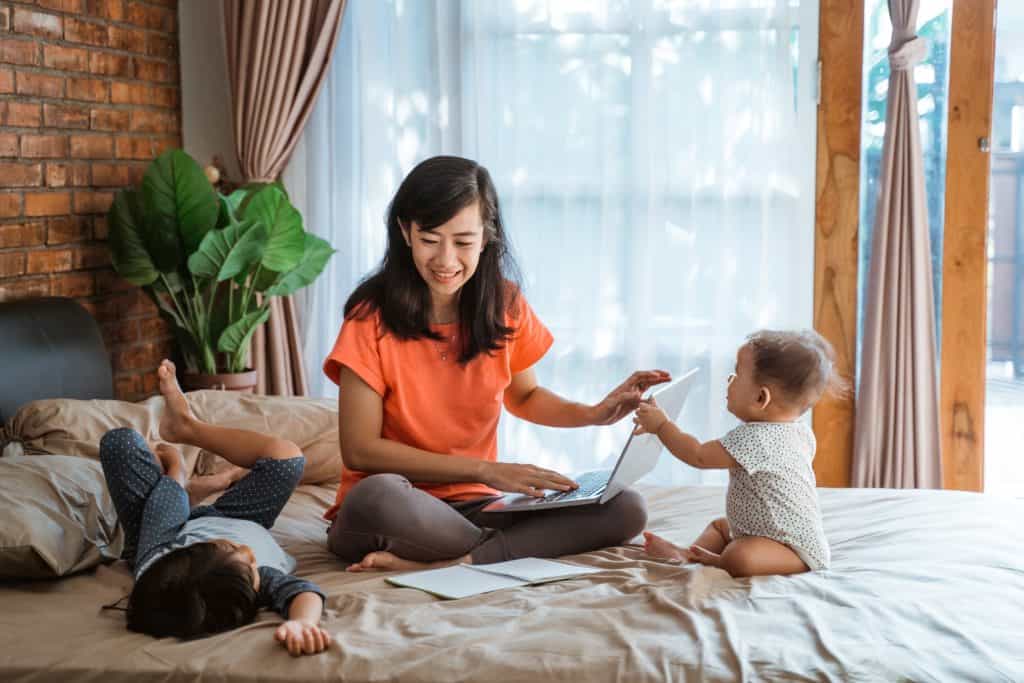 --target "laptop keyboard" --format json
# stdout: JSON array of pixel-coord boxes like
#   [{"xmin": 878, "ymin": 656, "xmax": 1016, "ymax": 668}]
[{"xmin": 542, "ymin": 470, "xmax": 609, "ymax": 502}]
